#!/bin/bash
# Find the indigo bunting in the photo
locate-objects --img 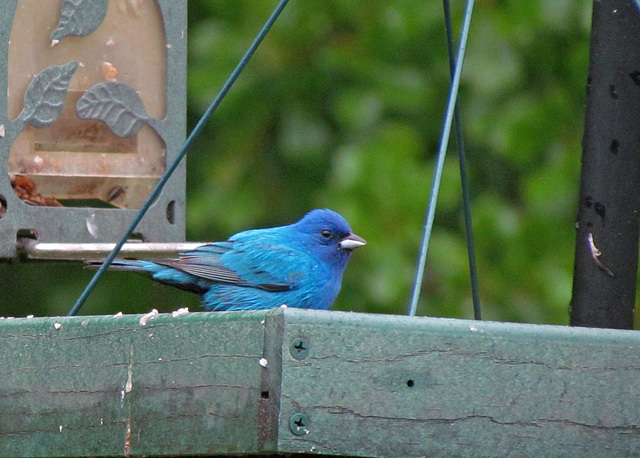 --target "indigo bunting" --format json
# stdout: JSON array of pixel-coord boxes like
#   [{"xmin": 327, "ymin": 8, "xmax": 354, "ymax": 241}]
[{"xmin": 109, "ymin": 209, "xmax": 366, "ymax": 311}]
